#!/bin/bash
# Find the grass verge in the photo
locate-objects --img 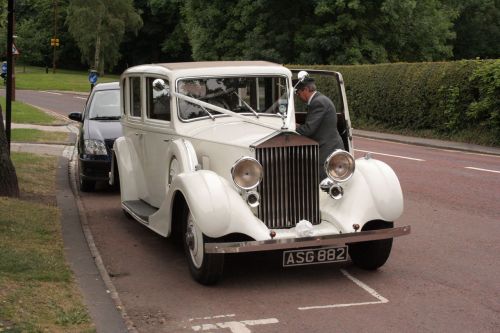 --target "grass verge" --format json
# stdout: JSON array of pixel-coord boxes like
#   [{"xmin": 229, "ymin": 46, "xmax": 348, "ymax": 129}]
[
  {"xmin": 0, "ymin": 152, "xmax": 95, "ymax": 333},
  {"xmin": 15, "ymin": 66, "xmax": 119, "ymax": 92},
  {"xmin": 1, "ymin": 96, "xmax": 62, "ymax": 125},
  {"xmin": 11, "ymin": 129, "xmax": 70, "ymax": 144}
]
